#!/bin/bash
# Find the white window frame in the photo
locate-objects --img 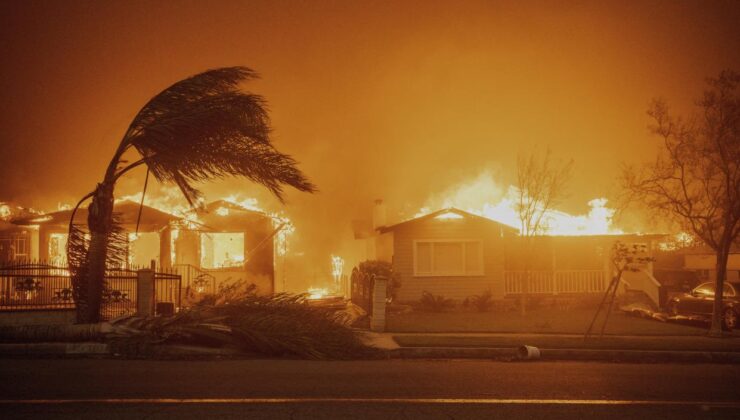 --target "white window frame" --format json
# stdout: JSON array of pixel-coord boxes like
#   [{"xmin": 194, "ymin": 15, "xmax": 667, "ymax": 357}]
[{"xmin": 413, "ymin": 239, "xmax": 484, "ymax": 277}]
